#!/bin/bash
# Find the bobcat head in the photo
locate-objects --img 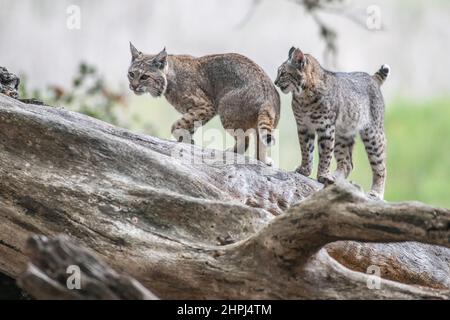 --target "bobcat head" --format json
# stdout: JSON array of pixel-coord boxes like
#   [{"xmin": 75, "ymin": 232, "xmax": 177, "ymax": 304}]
[
  {"xmin": 274, "ymin": 47, "xmax": 310, "ymax": 94},
  {"xmin": 128, "ymin": 43, "xmax": 168, "ymax": 97}
]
